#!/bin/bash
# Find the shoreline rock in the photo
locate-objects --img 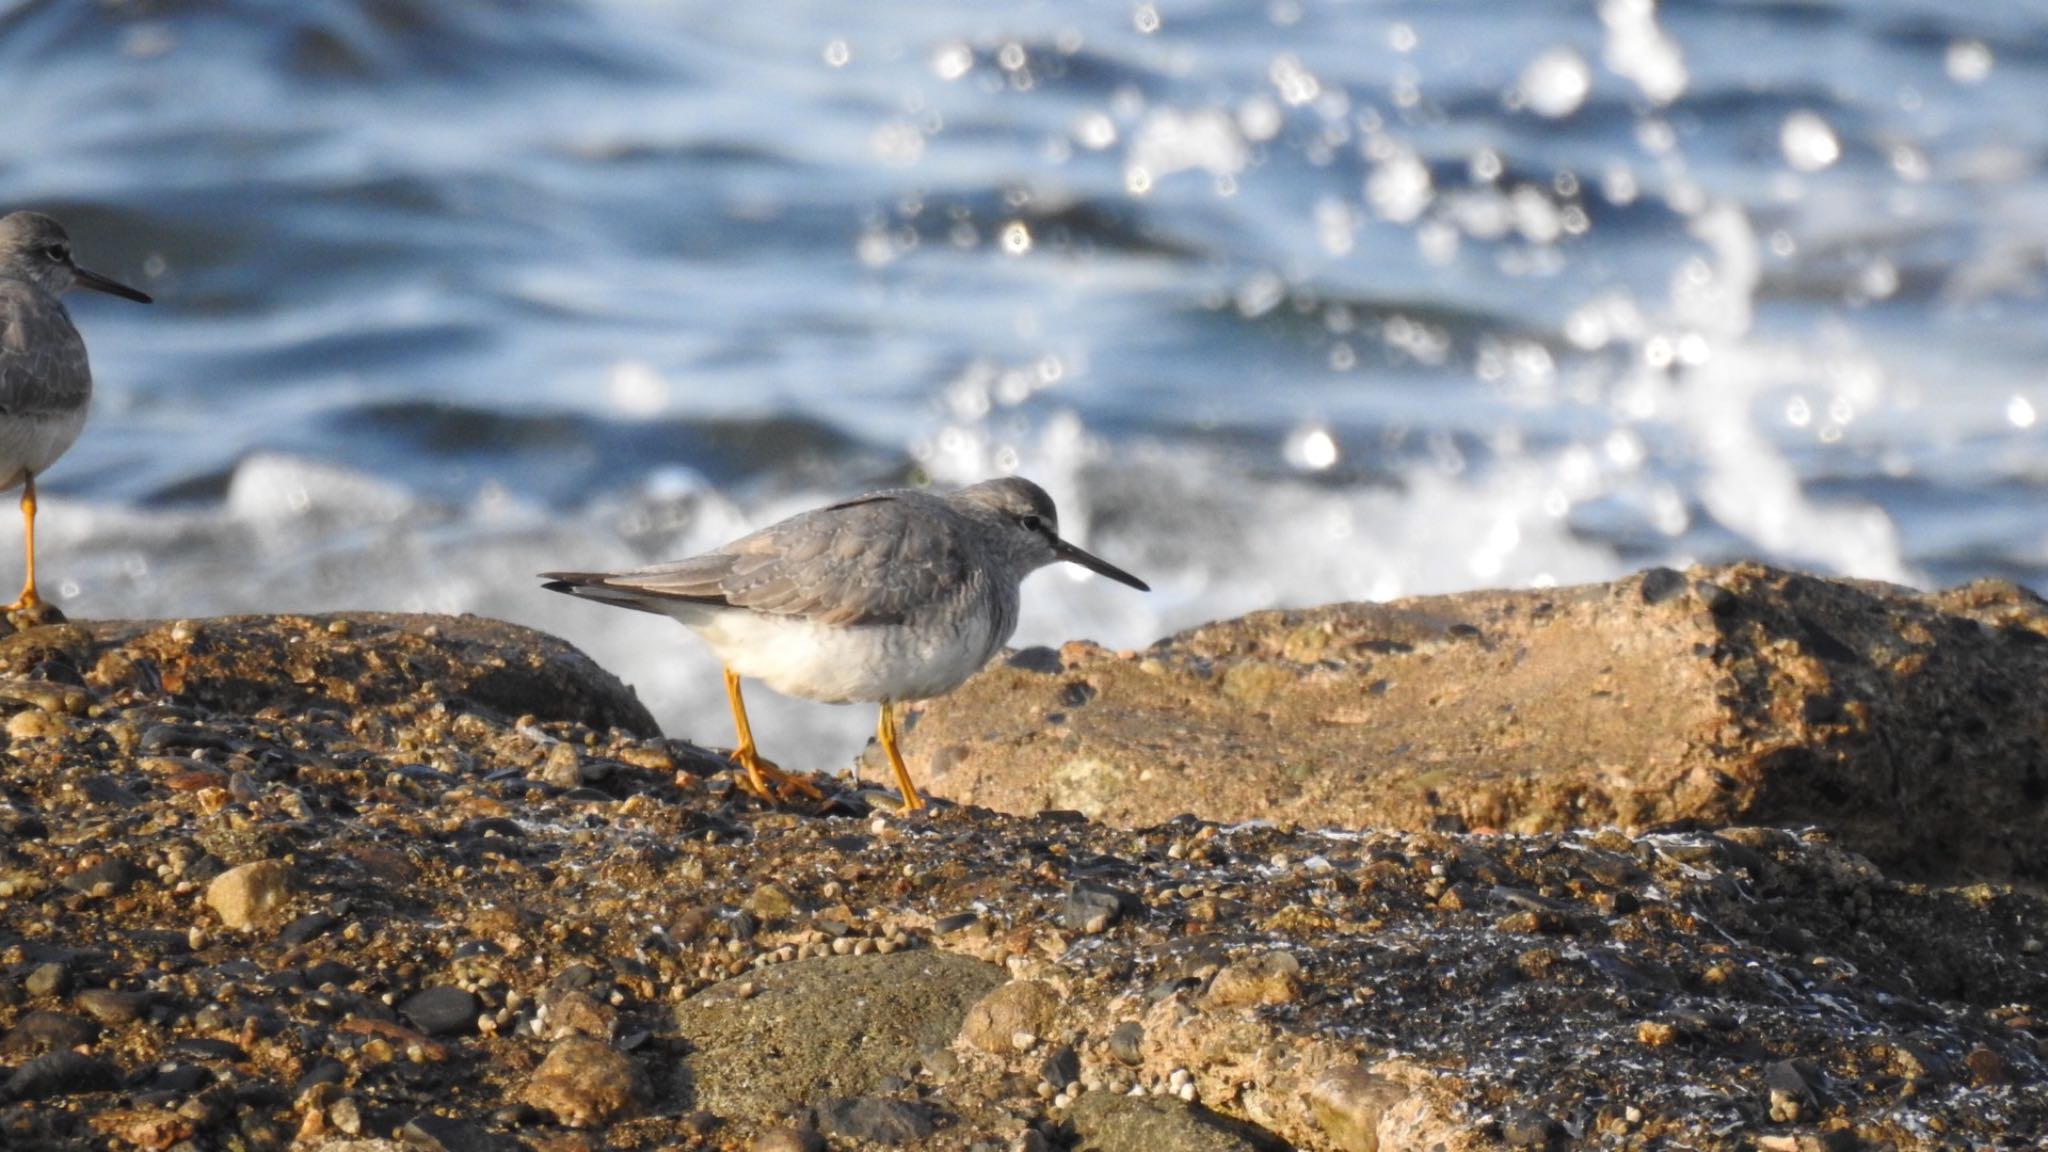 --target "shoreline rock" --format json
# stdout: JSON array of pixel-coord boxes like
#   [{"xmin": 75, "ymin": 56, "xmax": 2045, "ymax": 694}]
[
  {"xmin": 0, "ymin": 586, "xmax": 2041, "ymax": 1150},
  {"xmin": 903, "ymin": 562, "xmax": 2048, "ymax": 883}
]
